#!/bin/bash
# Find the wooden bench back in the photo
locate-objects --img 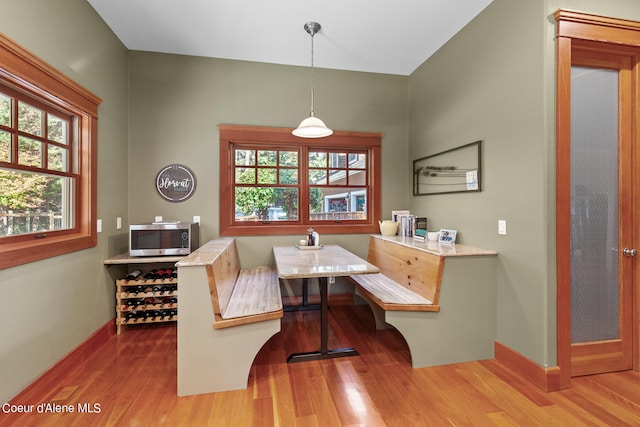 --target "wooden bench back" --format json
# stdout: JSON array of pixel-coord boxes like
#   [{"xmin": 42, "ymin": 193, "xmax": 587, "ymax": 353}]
[
  {"xmin": 367, "ymin": 236, "xmax": 444, "ymax": 305},
  {"xmin": 206, "ymin": 238, "xmax": 241, "ymax": 317}
]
